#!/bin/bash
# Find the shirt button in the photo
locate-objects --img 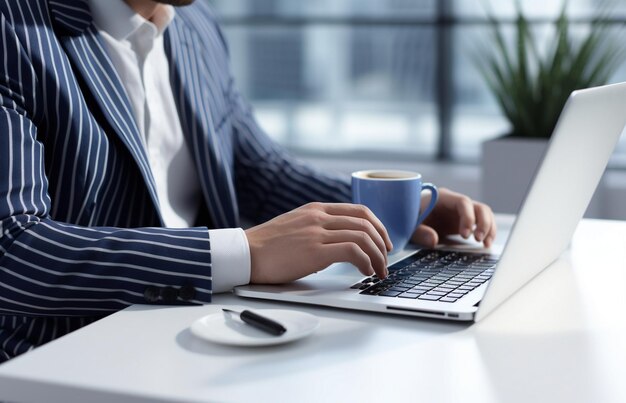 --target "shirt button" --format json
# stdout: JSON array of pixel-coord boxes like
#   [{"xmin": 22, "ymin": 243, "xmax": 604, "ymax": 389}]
[
  {"xmin": 143, "ymin": 286, "xmax": 160, "ymax": 303},
  {"xmin": 160, "ymin": 286, "xmax": 178, "ymax": 303},
  {"xmin": 178, "ymin": 285, "xmax": 196, "ymax": 301}
]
